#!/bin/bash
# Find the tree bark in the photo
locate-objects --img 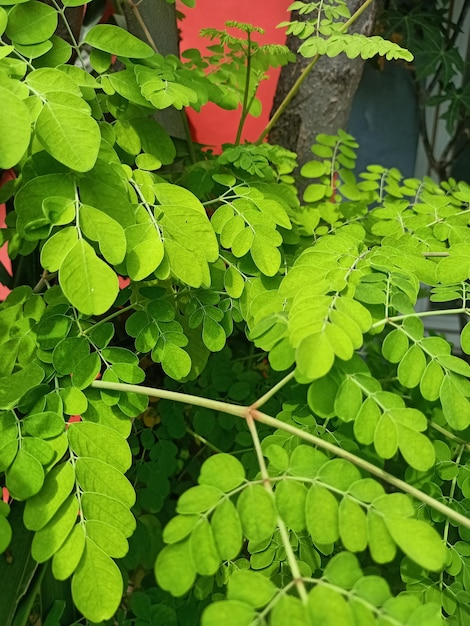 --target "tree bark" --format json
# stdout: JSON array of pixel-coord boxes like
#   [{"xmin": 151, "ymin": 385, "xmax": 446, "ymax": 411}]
[
  {"xmin": 122, "ymin": 0, "xmax": 186, "ymax": 139},
  {"xmin": 269, "ymin": 0, "xmax": 378, "ymax": 167}
]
